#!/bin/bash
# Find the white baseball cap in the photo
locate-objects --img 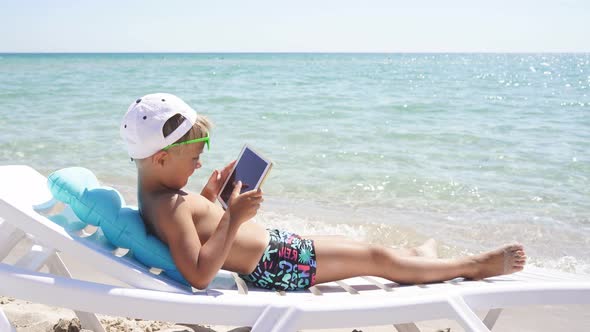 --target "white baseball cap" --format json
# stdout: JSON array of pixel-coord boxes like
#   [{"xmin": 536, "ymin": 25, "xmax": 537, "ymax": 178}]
[{"xmin": 120, "ymin": 93, "xmax": 197, "ymax": 159}]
